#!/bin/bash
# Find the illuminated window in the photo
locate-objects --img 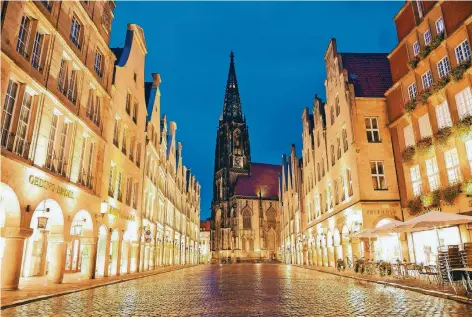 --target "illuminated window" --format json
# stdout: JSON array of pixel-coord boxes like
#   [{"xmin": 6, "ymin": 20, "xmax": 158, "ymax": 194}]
[
  {"xmin": 436, "ymin": 17, "xmax": 444, "ymax": 34},
  {"xmin": 243, "ymin": 210, "xmax": 251, "ymax": 229},
  {"xmin": 410, "ymin": 165, "xmax": 422, "ymax": 197},
  {"xmin": 424, "ymin": 29, "xmax": 431, "ymax": 45},
  {"xmin": 413, "ymin": 41, "xmax": 420, "ymax": 56},
  {"xmin": 425, "ymin": 157, "xmax": 440, "ymax": 191},
  {"xmin": 335, "ymin": 95, "xmax": 340, "ymax": 117},
  {"xmin": 337, "ymin": 135, "xmax": 341, "ymax": 159},
  {"xmin": 70, "ymin": 16, "xmax": 82, "ymax": 49},
  {"xmin": 444, "ymin": 148, "xmax": 462, "ymax": 185},
  {"xmin": 435, "ymin": 101, "xmax": 452, "ymax": 129},
  {"xmin": 437, "ymin": 56, "xmax": 451, "ymax": 78},
  {"xmin": 1, "ymin": 80, "xmax": 19, "ymax": 148},
  {"xmin": 326, "ymin": 184, "xmax": 333, "ymax": 211},
  {"xmin": 331, "ymin": 144, "xmax": 335, "ymax": 166},
  {"xmin": 32, "ymin": 32, "xmax": 44, "ymax": 71},
  {"xmin": 67, "ymin": 70, "xmax": 78, "ymax": 104},
  {"xmin": 408, "ymin": 83, "xmax": 417, "ymax": 101},
  {"xmin": 403, "ymin": 124, "xmax": 415, "ymax": 148},
  {"xmin": 334, "ymin": 180, "xmax": 339, "ymax": 205},
  {"xmin": 14, "ymin": 92, "xmax": 33, "ymax": 157},
  {"xmin": 455, "ymin": 87, "xmax": 472, "ymax": 119},
  {"xmin": 346, "ymin": 168, "xmax": 353, "ymax": 197},
  {"xmin": 330, "ymin": 106, "xmax": 335, "ymax": 125},
  {"xmin": 57, "ymin": 120, "xmax": 70, "ymax": 176},
  {"xmin": 371, "ymin": 161, "xmax": 387, "ymax": 190},
  {"xmin": 45, "ymin": 113, "xmax": 58, "ymax": 170},
  {"xmin": 340, "ymin": 173, "xmax": 346, "ymax": 202},
  {"xmin": 466, "ymin": 140, "xmax": 472, "ymax": 172},
  {"xmin": 116, "ymin": 170, "xmax": 123, "ymax": 201},
  {"xmin": 365, "ymin": 117, "xmax": 380, "ymax": 143},
  {"xmin": 455, "ymin": 40, "xmax": 471, "ymax": 63},
  {"xmin": 342, "ymin": 127, "xmax": 348, "ymax": 152},
  {"xmin": 418, "ymin": 113, "xmax": 432, "ymax": 138},
  {"xmin": 94, "ymin": 50, "xmax": 104, "ymax": 77},
  {"xmin": 16, "ymin": 16, "xmax": 31, "ymax": 58},
  {"xmin": 421, "ymin": 70, "xmax": 433, "ymax": 89}
]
